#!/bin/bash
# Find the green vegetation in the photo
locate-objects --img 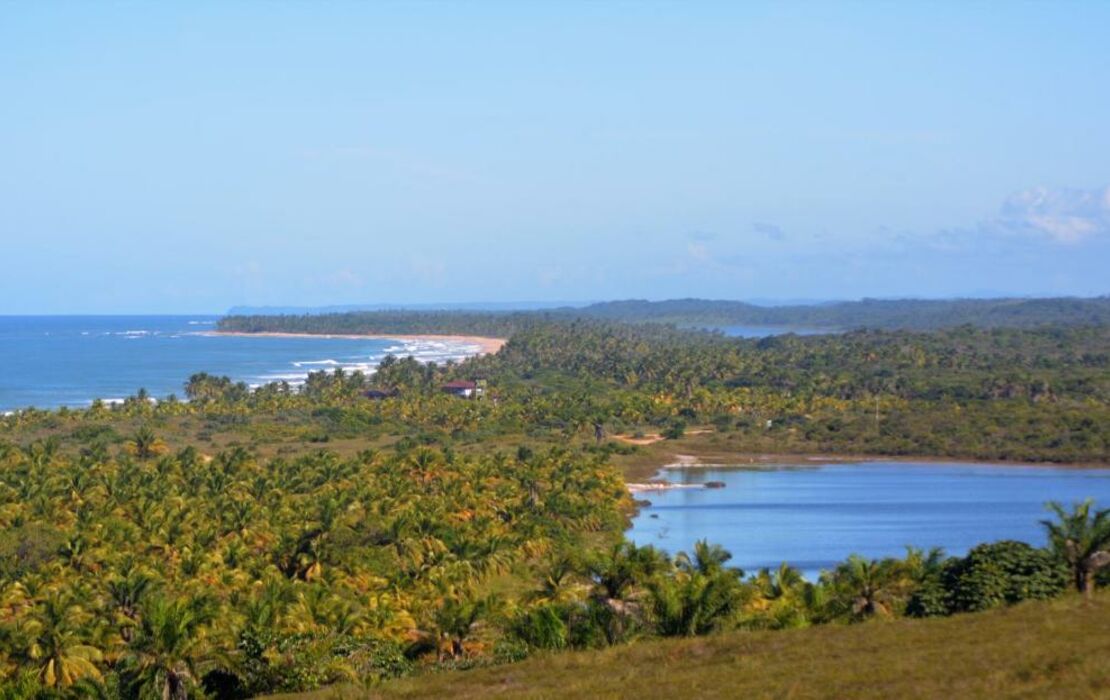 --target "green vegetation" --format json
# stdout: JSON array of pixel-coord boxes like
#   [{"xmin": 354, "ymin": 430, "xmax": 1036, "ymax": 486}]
[
  {"xmin": 210, "ymin": 321, "xmax": 1110, "ymax": 463},
  {"xmin": 307, "ymin": 592, "xmax": 1110, "ymax": 699},
  {"xmin": 1, "ymin": 433, "xmax": 1106, "ymax": 699},
  {"xmin": 217, "ymin": 311, "xmax": 530, "ymax": 339},
  {"xmin": 0, "ymin": 439, "xmax": 629, "ymax": 697},
  {"xmin": 1, "ymin": 313, "xmax": 1108, "ymax": 697},
  {"xmin": 218, "ymin": 295, "xmax": 1110, "ymax": 335},
  {"xmin": 569, "ymin": 296, "xmax": 1110, "ymax": 330}
]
